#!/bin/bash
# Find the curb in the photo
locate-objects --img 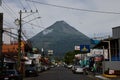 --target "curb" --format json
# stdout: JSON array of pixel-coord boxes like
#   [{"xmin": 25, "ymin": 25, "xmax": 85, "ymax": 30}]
[{"xmin": 103, "ymin": 74, "xmax": 119, "ymax": 78}]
